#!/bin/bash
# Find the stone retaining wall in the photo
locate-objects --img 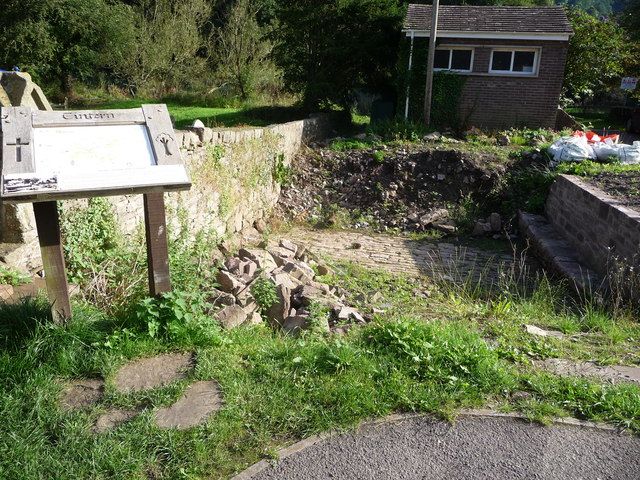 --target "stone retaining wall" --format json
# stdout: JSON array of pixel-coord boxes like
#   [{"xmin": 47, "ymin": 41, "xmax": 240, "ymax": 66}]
[
  {"xmin": 545, "ymin": 174, "xmax": 640, "ymax": 276},
  {"xmin": 0, "ymin": 115, "xmax": 330, "ymax": 272}
]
